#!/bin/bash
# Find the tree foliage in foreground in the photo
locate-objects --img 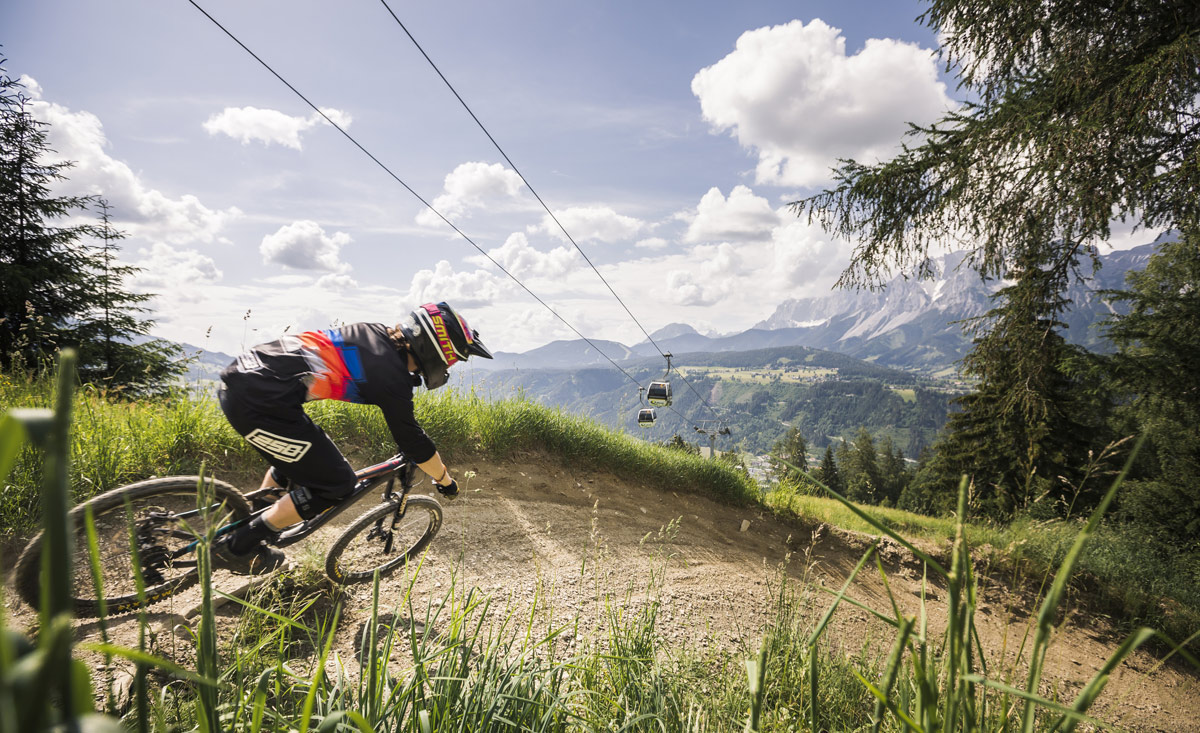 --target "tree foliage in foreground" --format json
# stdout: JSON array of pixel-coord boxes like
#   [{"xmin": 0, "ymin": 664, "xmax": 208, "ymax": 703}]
[
  {"xmin": 1103, "ymin": 234, "xmax": 1200, "ymax": 548},
  {"xmin": 0, "ymin": 58, "xmax": 181, "ymax": 393},
  {"xmin": 795, "ymin": 1, "xmax": 1199, "ymax": 520},
  {"xmin": 913, "ymin": 244, "xmax": 1105, "ymax": 517},
  {"xmin": 796, "ymin": 0, "xmax": 1200, "ymax": 288}
]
